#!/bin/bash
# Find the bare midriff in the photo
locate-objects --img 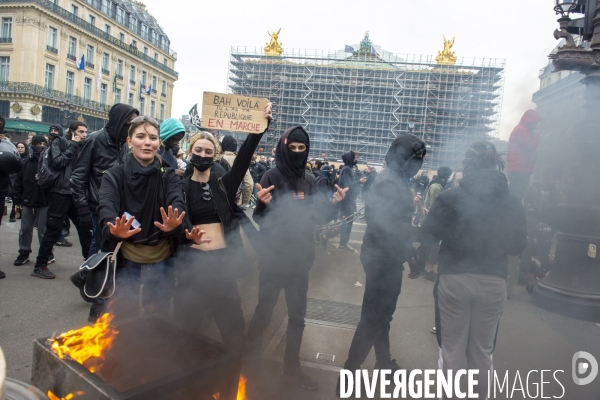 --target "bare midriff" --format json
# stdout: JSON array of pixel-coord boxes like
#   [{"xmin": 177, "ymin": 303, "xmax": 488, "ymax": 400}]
[{"xmin": 191, "ymin": 222, "xmax": 226, "ymax": 251}]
